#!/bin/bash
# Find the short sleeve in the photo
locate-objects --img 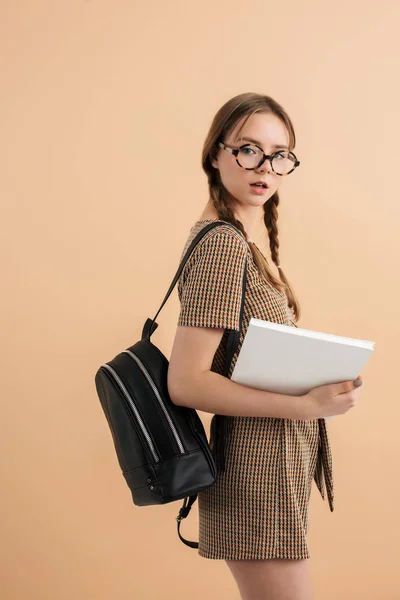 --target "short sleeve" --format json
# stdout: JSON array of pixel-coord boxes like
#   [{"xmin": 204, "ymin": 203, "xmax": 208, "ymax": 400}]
[{"xmin": 177, "ymin": 229, "xmax": 248, "ymax": 331}]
